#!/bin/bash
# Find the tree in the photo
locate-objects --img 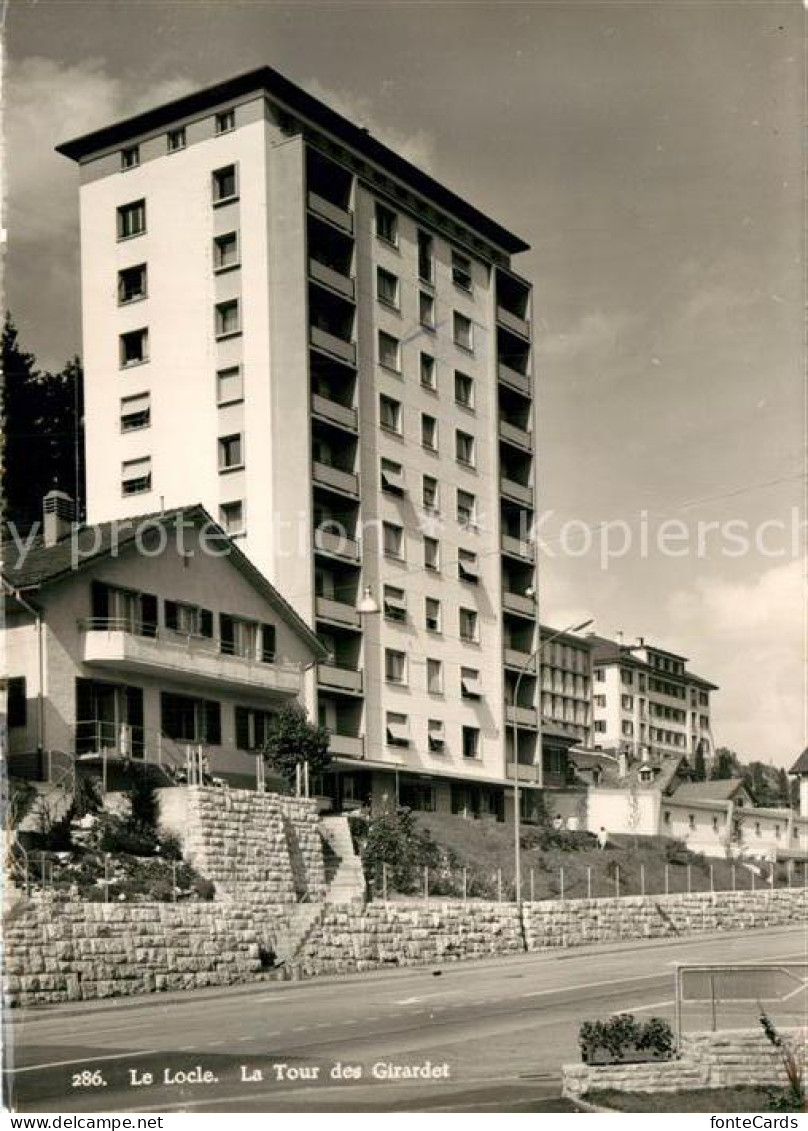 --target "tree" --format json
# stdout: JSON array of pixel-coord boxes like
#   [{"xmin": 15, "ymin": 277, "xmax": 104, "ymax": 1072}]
[
  {"xmin": 711, "ymin": 747, "xmax": 737, "ymax": 781},
  {"xmin": 692, "ymin": 743, "xmax": 707, "ymax": 782},
  {"xmin": 261, "ymin": 702, "xmax": 331, "ymax": 787},
  {"xmin": 776, "ymin": 767, "xmax": 791, "ymax": 807}
]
